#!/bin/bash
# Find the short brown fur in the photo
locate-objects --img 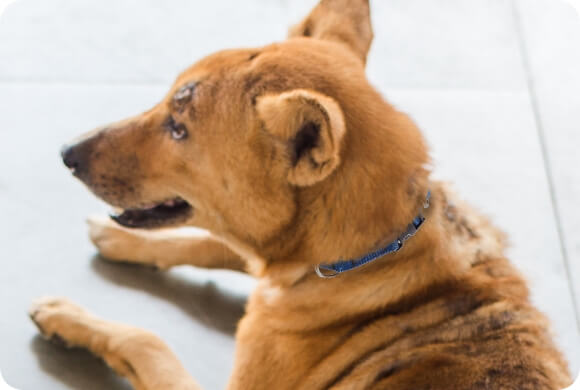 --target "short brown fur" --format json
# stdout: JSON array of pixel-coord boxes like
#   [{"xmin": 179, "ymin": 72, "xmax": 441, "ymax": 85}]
[{"xmin": 30, "ymin": 1, "xmax": 571, "ymax": 389}]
